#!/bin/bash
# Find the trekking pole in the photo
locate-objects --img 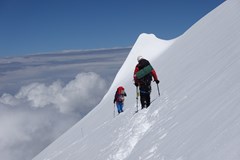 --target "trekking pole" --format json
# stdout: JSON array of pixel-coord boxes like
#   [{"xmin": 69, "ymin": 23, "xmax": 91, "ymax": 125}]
[
  {"xmin": 136, "ymin": 86, "xmax": 139, "ymax": 113},
  {"xmin": 113, "ymin": 103, "xmax": 115, "ymax": 118},
  {"xmin": 157, "ymin": 83, "xmax": 160, "ymax": 97}
]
